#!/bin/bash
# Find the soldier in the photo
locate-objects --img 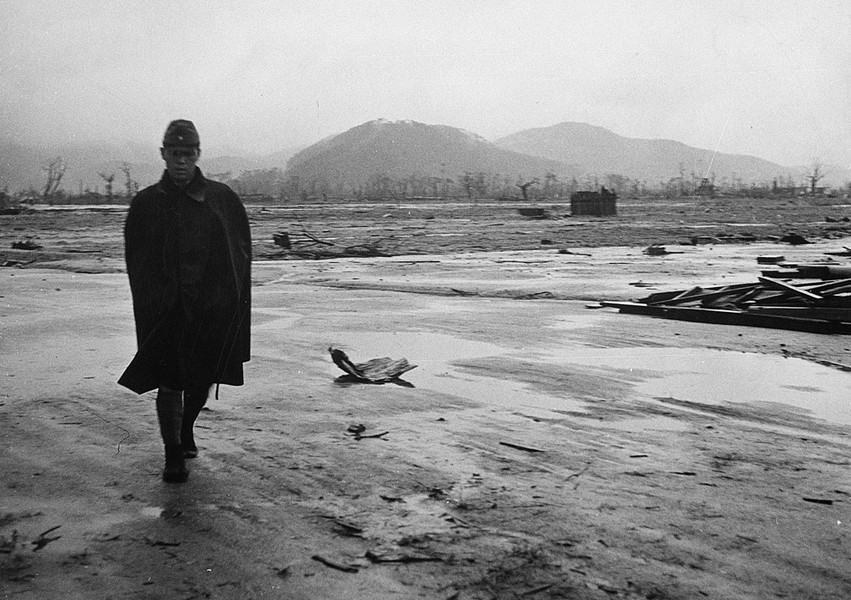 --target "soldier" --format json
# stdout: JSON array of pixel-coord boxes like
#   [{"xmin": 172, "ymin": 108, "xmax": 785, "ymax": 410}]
[{"xmin": 119, "ymin": 120, "xmax": 252, "ymax": 483}]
